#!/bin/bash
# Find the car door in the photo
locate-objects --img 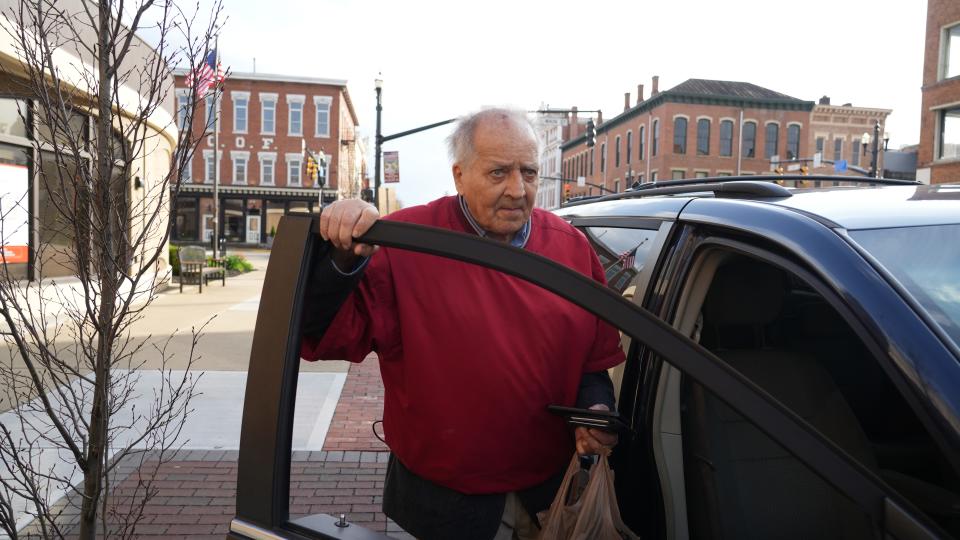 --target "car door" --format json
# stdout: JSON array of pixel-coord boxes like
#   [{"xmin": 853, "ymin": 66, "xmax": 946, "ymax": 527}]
[{"xmin": 228, "ymin": 214, "xmax": 946, "ymax": 540}]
